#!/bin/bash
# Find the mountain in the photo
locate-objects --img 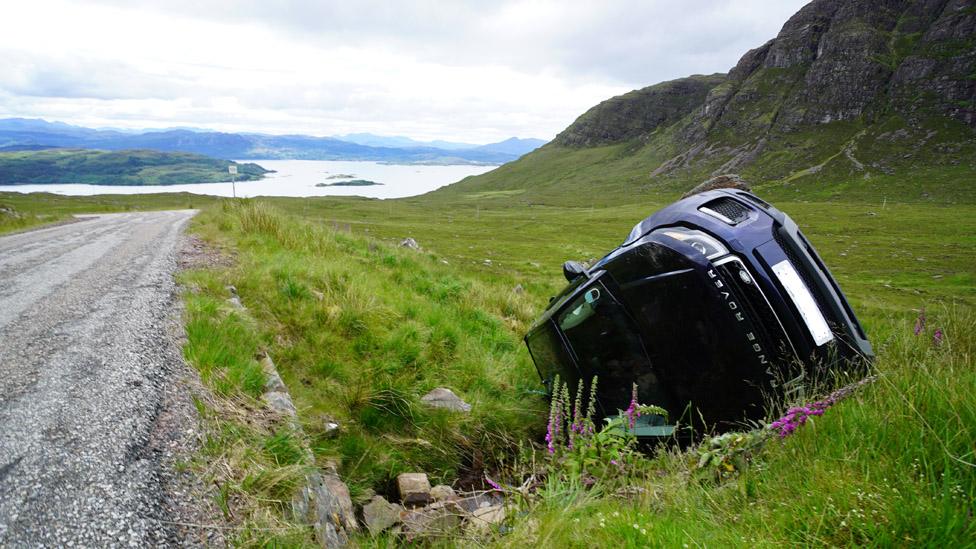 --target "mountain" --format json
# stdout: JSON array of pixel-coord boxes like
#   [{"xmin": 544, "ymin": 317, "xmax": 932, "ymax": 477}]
[
  {"xmin": 335, "ymin": 133, "xmax": 478, "ymax": 150},
  {"xmin": 0, "ymin": 119, "xmax": 547, "ymax": 165},
  {"xmin": 472, "ymin": 137, "xmax": 549, "ymax": 156},
  {"xmin": 0, "ymin": 148, "xmax": 268, "ymax": 185},
  {"xmin": 442, "ymin": 0, "xmax": 976, "ymax": 205}
]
